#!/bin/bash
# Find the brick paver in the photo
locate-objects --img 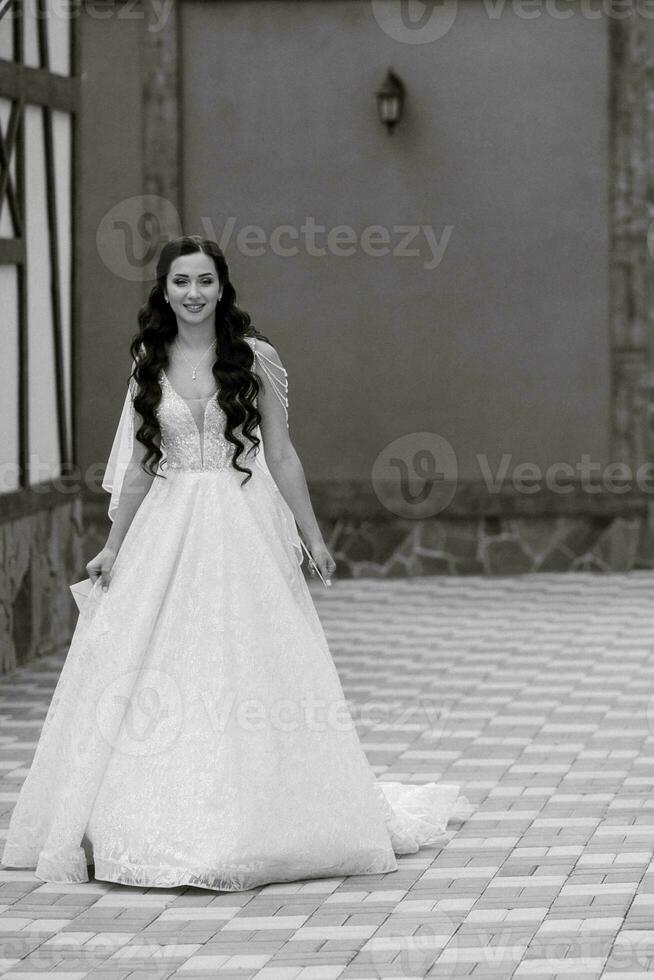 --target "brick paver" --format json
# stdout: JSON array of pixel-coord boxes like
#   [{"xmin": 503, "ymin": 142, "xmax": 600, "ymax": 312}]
[{"xmin": 0, "ymin": 571, "xmax": 653, "ymax": 979}]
